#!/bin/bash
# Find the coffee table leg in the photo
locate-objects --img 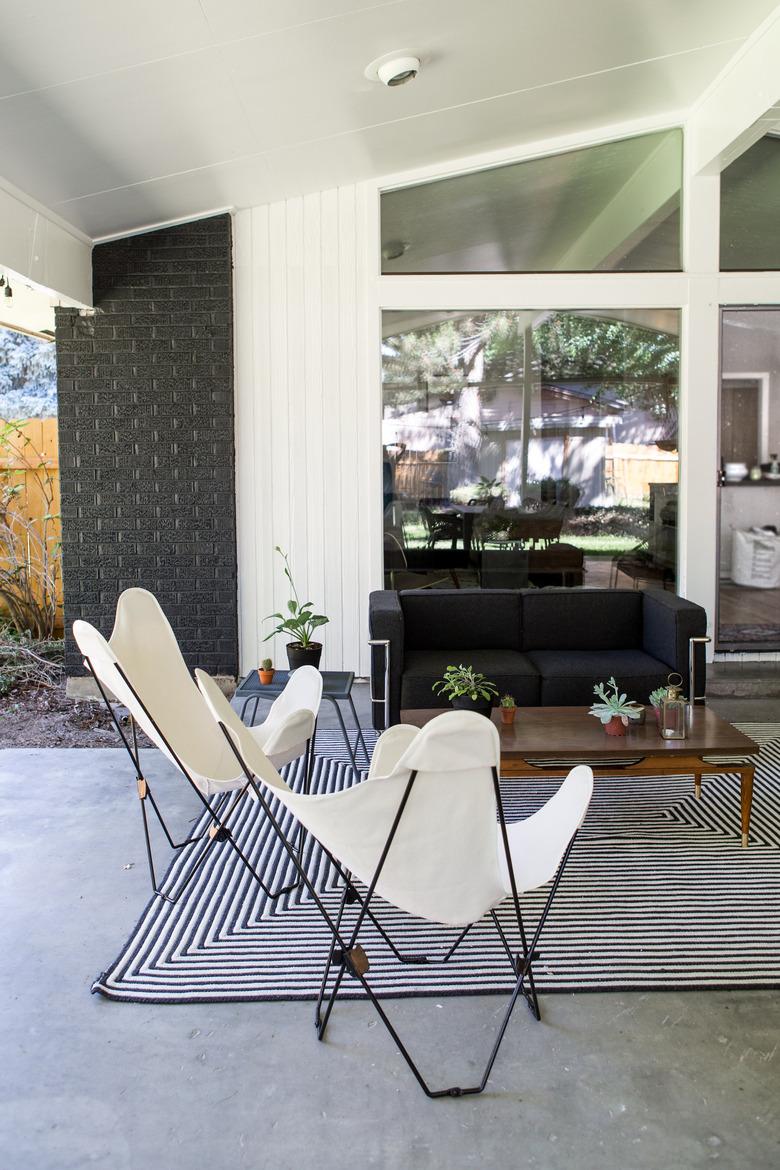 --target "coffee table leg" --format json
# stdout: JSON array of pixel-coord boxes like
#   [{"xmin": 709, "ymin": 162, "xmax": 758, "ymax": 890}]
[
  {"xmin": 740, "ymin": 766, "xmax": 755, "ymax": 848},
  {"xmin": 694, "ymin": 773, "xmax": 702, "ymax": 801}
]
